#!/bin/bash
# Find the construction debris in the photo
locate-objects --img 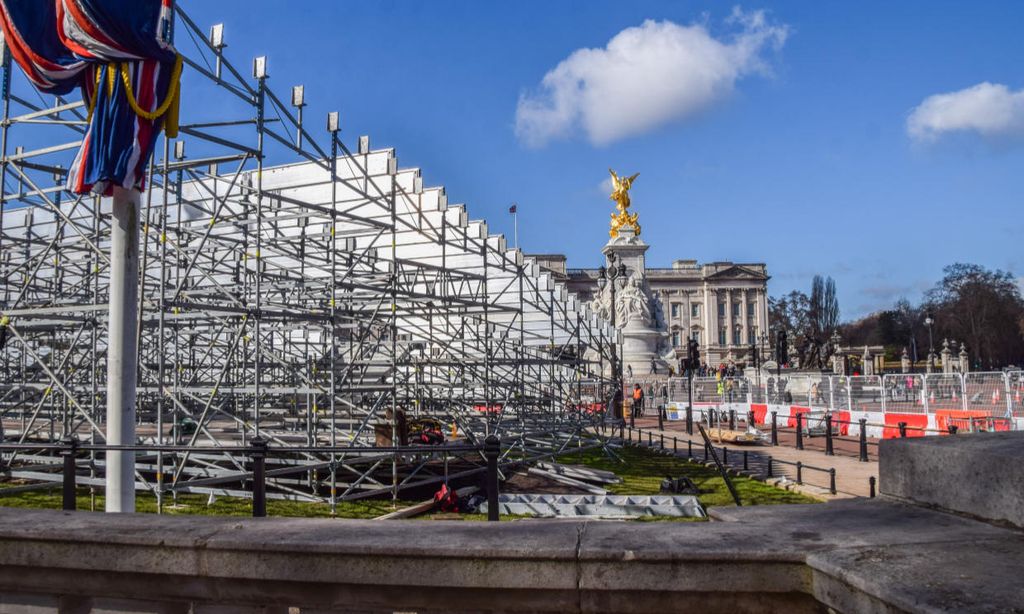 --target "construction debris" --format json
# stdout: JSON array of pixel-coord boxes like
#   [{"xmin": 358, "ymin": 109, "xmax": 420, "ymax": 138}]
[
  {"xmin": 479, "ymin": 494, "xmax": 705, "ymax": 519},
  {"xmin": 526, "ymin": 468, "xmax": 608, "ymax": 495}
]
